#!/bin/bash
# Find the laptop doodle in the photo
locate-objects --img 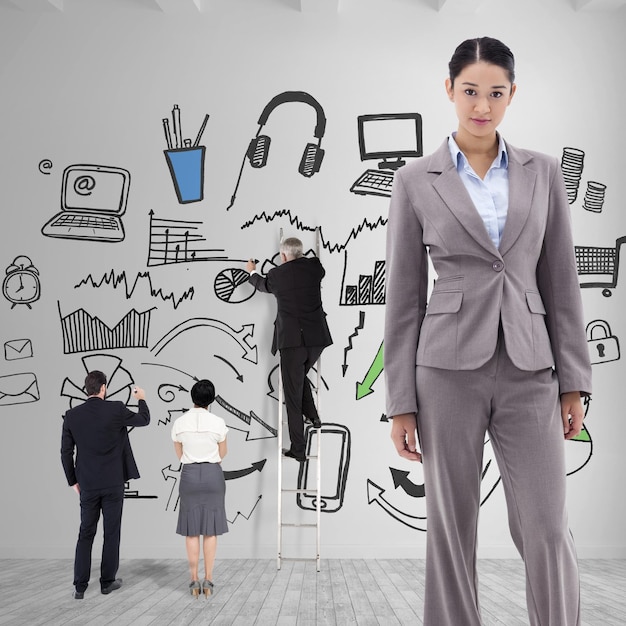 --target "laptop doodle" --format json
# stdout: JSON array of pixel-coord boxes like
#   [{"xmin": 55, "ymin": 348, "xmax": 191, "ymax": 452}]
[{"xmin": 41, "ymin": 164, "xmax": 130, "ymax": 242}]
